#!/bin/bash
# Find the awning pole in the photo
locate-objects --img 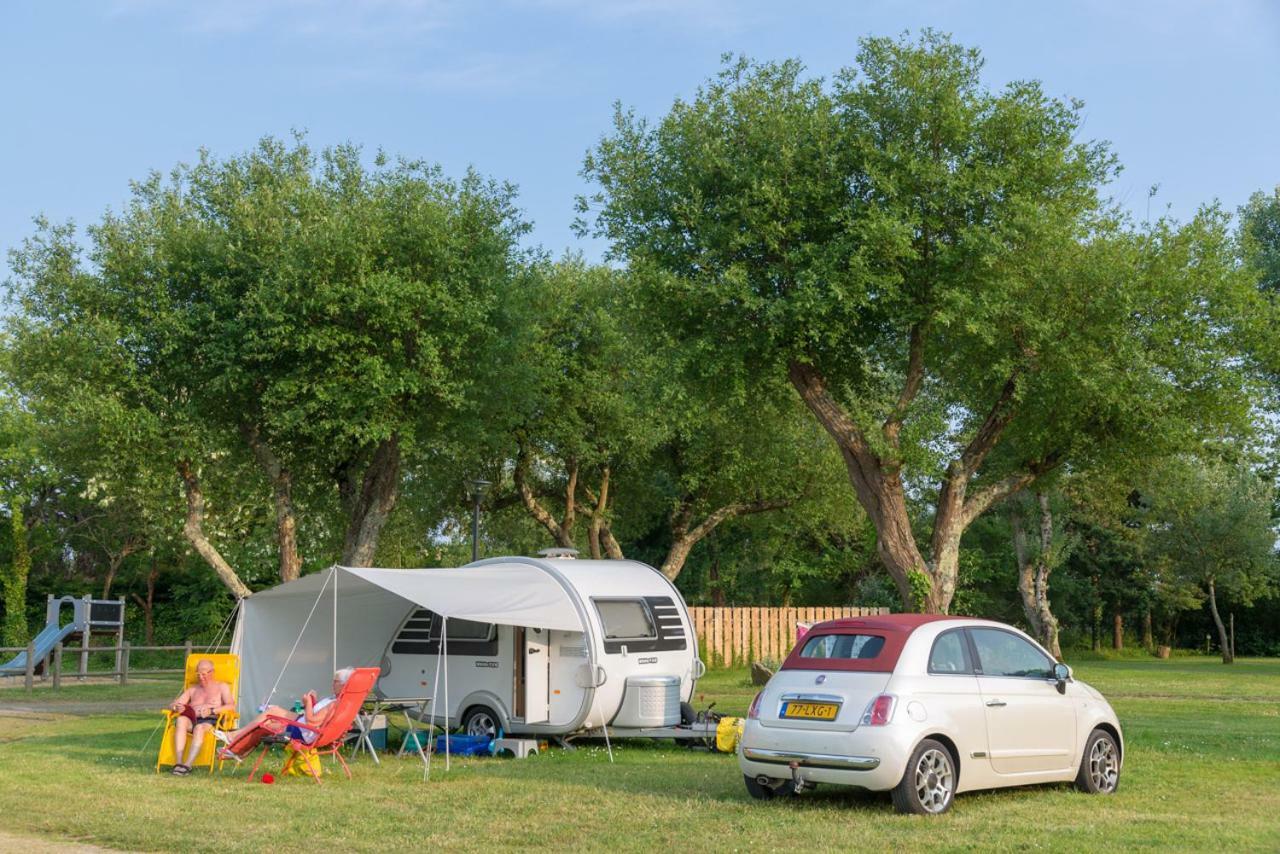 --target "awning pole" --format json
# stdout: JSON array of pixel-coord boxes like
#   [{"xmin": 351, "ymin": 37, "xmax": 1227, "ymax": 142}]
[
  {"xmin": 425, "ymin": 618, "xmax": 444, "ymax": 782},
  {"xmin": 331, "ymin": 566, "xmax": 338, "ymax": 673},
  {"xmin": 443, "ymin": 616, "xmax": 450, "ymax": 771}
]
